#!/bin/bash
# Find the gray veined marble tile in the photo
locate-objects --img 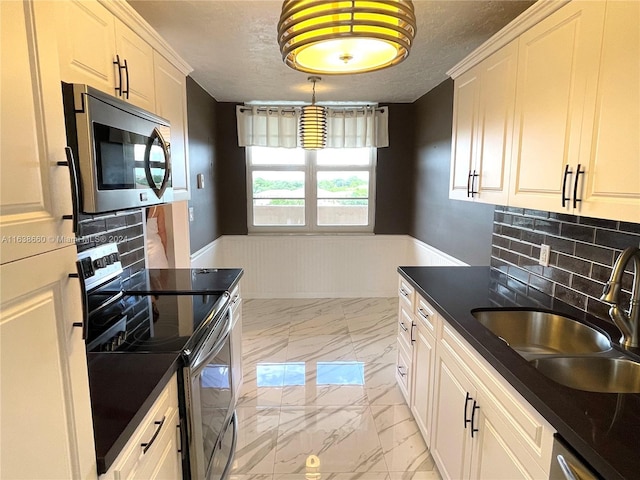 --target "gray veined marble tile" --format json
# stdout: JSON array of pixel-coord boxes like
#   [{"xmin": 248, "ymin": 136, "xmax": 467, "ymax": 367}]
[
  {"xmin": 280, "ymin": 361, "xmax": 368, "ymax": 406},
  {"xmin": 346, "ymin": 312, "xmax": 397, "ymax": 337},
  {"xmin": 363, "ymin": 363, "xmax": 407, "ymax": 406},
  {"xmin": 288, "ymin": 298, "xmax": 346, "ymax": 320},
  {"xmin": 274, "ymin": 473, "xmax": 390, "ymax": 480},
  {"xmin": 386, "ymin": 471, "xmax": 442, "ymax": 480},
  {"xmin": 286, "ymin": 335, "xmax": 357, "ymax": 363},
  {"xmin": 351, "ymin": 334, "xmax": 397, "ymax": 365},
  {"xmin": 274, "ymin": 406, "xmax": 388, "ymax": 474},
  {"xmin": 289, "ymin": 312, "xmax": 350, "ymax": 336},
  {"xmin": 230, "ymin": 407, "xmax": 281, "ymax": 475},
  {"xmin": 243, "ymin": 311, "xmax": 292, "ymax": 337},
  {"xmin": 242, "ymin": 335, "xmax": 289, "ymax": 364},
  {"xmin": 229, "ymin": 475, "xmax": 274, "ymax": 480},
  {"xmin": 370, "ymin": 405, "xmax": 434, "ymax": 473},
  {"xmin": 342, "ymin": 298, "xmax": 397, "ymax": 319},
  {"xmin": 237, "ymin": 363, "xmax": 283, "ymax": 407}
]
